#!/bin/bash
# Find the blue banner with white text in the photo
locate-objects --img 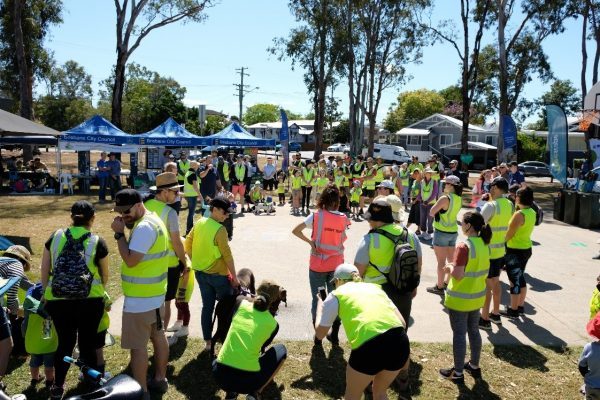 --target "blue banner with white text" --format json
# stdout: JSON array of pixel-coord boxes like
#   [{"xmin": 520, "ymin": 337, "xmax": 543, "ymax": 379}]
[
  {"xmin": 546, "ymin": 105, "xmax": 568, "ymax": 184},
  {"xmin": 502, "ymin": 115, "xmax": 517, "ymax": 161},
  {"xmin": 280, "ymin": 109, "xmax": 289, "ymax": 172}
]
